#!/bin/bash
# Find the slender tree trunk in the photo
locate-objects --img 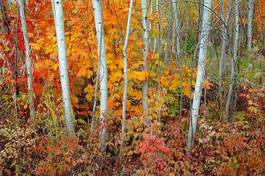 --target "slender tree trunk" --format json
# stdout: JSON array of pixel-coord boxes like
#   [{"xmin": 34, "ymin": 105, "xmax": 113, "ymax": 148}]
[
  {"xmin": 198, "ymin": 0, "xmax": 204, "ymax": 39},
  {"xmin": 150, "ymin": 0, "xmax": 154, "ymax": 14},
  {"xmin": 172, "ymin": 0, "xmax": 183, "ymax": 118},
  {"xmin": 157, "ymin": 0, "xmax": 162, "ymax": 52},
  {"xmin": 18, "ymin": 0, "xmax": 35, "ymax": 119},
  {"xmin": 92, "ymin": 0, "xmax": 108, "ymax": 152},
  {"xmin": 210, "ymin": 33, "xmax": 217, "ymax": 60},
  {"xmin": 121, "ymin": 0, "xmax": 133, "ymax": 145},
  {"xmin": 219, "ymin": 0, "xmax": 225, "ymax": 106},
  {"xmin": 218, "ymin": 0, "xmax": 232, "ymax": 108},
  {"xmin": 181, "ymin": 0, "xmax": 190, "ymax": 119},
  {"xmin": 187, "ymin": 0, "xmax": 212, "ymax": 151},
  {"xmin": 14, "ymin": 6, "xmax": 19, "ymax": 120},
  {"xmin": 52, "ymin": 0, "xmax": 74, "ymax": 135},
  {"xmin": 153, "ymin": 0, "xmax": 159, "ymax": 53},
  {"xmin": 156, "ymin": 0, "xmax": 163, "ymax": 122},
  {"xmin": 172, "ymin": 0, "xmax": 181, "ymax": 60},
  {"xmin": 141, "ymin": 0, "xmax": 149, "ymax": 124},
  {"xmin": 90, "ymin": 3, "xmax": 105, "ymax": 134},
  {"xmin": 225, "ymin": 0, "xmax": 239, "ymax": 122},
  {"xmin": 239, "ymin": 7, "xmax": 245, "ymax": 56},
  {"xmin": 90, "ymin": 45, "xmax": 100, "ymax": 134},
  {"xmin": 164, "ymin": 6, "xmax": 171, "ymax": 64},
  {"xmin": 247, "ymin": 0, "xmax": 254, "ymax": 50},
  {"xmin": 196, "ymin": 0, "xmax": 205, "ymax": 66}
]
